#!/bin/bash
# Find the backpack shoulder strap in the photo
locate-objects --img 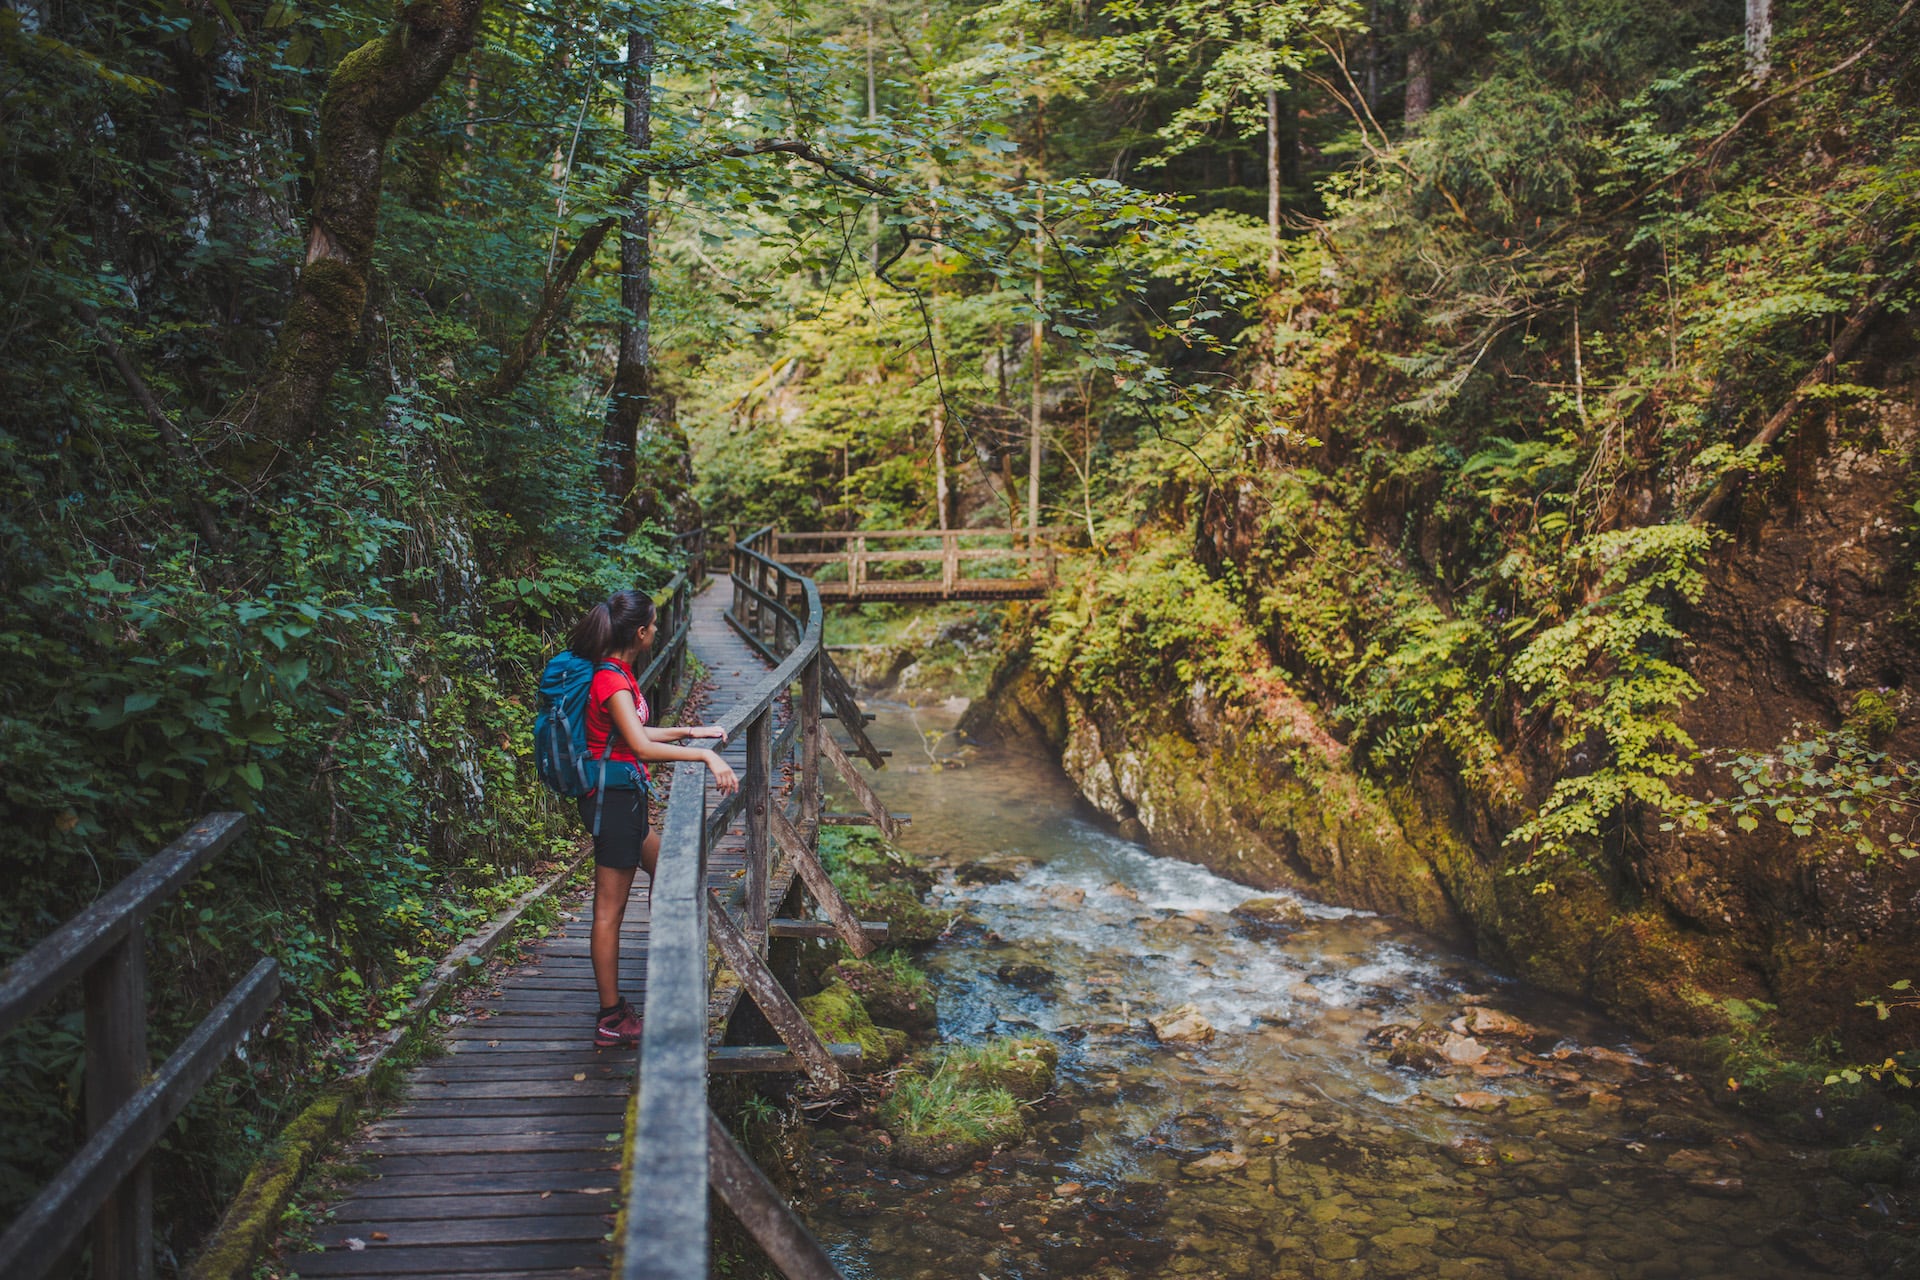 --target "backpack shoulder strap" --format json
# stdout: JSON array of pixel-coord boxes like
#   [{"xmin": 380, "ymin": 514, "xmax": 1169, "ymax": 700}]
[{"xmin": 590, "ymin": 662, "xmax": 642, "ymax": 759}]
